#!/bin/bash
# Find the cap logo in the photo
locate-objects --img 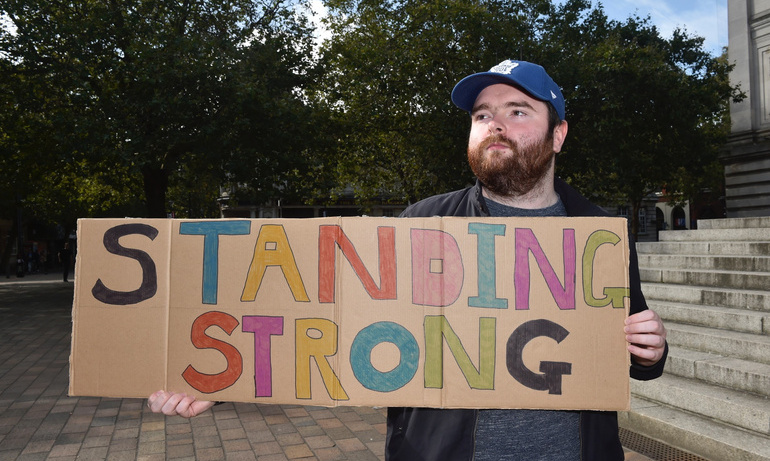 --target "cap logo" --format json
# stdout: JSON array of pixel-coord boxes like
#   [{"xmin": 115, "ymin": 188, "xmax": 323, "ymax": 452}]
[
  {"xmin": 551, "ymin": 90, "xmax": 557, "ymax": 100},
  {"xmin": 490, "ymin": 60, "xmax": 518, "ymax": 75}
]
